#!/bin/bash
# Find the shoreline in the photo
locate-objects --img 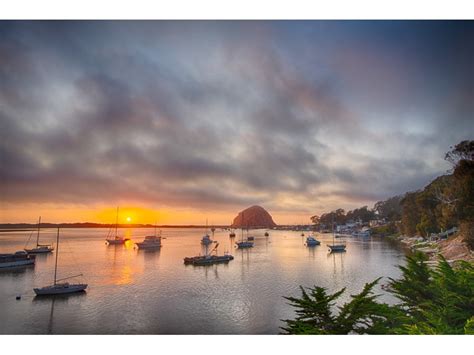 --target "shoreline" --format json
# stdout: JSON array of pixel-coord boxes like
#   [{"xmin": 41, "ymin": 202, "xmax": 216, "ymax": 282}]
[{"xmin": 390, "ymin": 233, "xmax": 473, "ymax": 264}]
